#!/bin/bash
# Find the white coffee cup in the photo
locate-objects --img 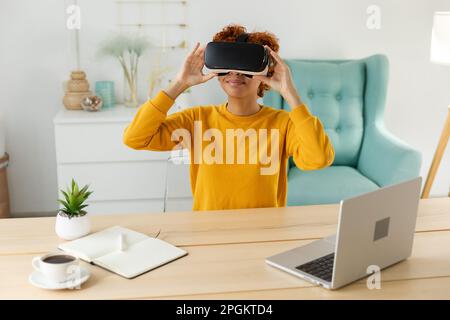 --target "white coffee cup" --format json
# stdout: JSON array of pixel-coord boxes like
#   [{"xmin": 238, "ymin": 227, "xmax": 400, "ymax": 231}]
[{"xmin": 32, "ymin": 253, "xmax": 79, "ymax": 283}]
